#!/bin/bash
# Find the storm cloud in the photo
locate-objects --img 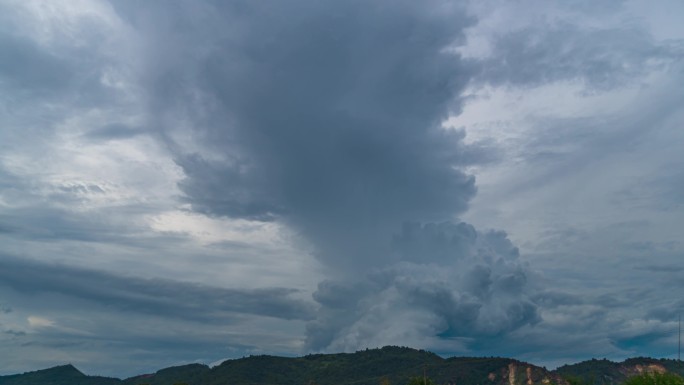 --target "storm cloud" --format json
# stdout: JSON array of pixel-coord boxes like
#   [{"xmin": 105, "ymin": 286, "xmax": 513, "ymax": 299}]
[
  {"xmin": 133, "ymin": 0, "xmax": 482, "ymax": 271},
  {"xmin": 126, "ymin": 0, "xmax": 547, "ymax": 353}
]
